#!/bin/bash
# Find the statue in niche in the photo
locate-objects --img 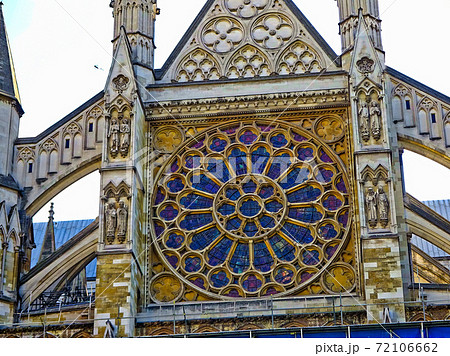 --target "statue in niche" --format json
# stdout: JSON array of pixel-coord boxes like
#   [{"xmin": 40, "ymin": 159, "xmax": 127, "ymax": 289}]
[
  {"xmin": 120, "ymin": 118, "xmax": 130, "ymax": 157},
  {"xmin": 105, "ymin": 203, "xmax": 117, "ymax": 244},
  {"xmin": 370, "ymin": 100, "xmax": 382, "ymax": 140},
  {"xmin": 358, "ymin": 101, "xmax": 370, "ymax": 142},
  {"xmin": 377, "ymin": 186, "xmax": 390, "ymax": 227},
  {"xmin": 108, "ymin": 118, "xmax": 120, "ymax": 158},
  {"xmin": 366, "ymin": 187, "xmax": 378, "ymax": 228},
  {"xmin": 116, "ymin": 201, "xmax": 128, "ymax": 243}
]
